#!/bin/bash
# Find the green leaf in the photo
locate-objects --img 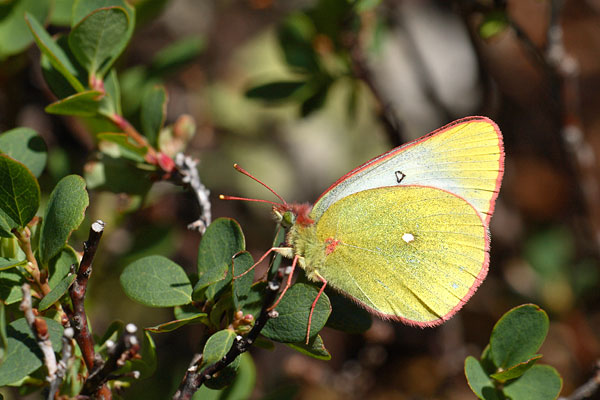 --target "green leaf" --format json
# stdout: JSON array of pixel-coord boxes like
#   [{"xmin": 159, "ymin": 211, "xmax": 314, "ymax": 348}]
[
  {"xmin": 149, "ymin": 36, "xmax": 205, "ymax": 78},
  {"xmin": 140, "ymin": 85, "xmax": 167, "ymax": 147},
  {"xmin": 84, "ymin": 156, "xmax": 152, "ymax": 195},
  {"xmin": 464, "ymin": 356, "xmax": 503, "ymax": 400},
  {"xmin": 39, "ymin": 175, "xmax": 89, "ymax": 265},
  {"xmin": 48, "ymin": 245, "xmax": 78, "ymax": 289},
  {"xmin": 0, "ymin": 257, "xmax": 27, "ymax": 272},
  {"xmin": 490, "ymin": 355, "xmax": 542, "ymax": 383},
  {"xmin": 173, "ymin": 304, "xmax": 204, "ymax": 320},
  {"xmin": 262, "ymin": 283, "xmax": 331, "ymax": 343},
  {"xmin": 0, "ymin": 128, "xmax": 47, "ymax": 178},
  {"xmin": 193, "ymin": 352, "xmax": 255, "ymax": 400},
  {"xmin": 201, "ymin": 329, "xmax": 236, "ymax": 368},
  {"xmin": 0, "ymin": 317, "xmax": 63, "ymax": 386},
  {"xmin": 120, "ymin": 255, "xmax": 192, "ymax": 307},
  {"xmin": 0, "ymin": 270, "xmax": 26, "ymax": 304},
  {"xmin": 478, "ymin": 11, "xmax": 509, "ymax": 40},
  {"xmin": 0, "ymin": 0, "xmax": 50, "ymax": 59},
  {"xmin": 68, "ymin": 6, "xmax": 130, "ymax": 76},
  {"xmin": 286, "ymin": 334, "xmax": 331, "ymax": 360},
  {"xmin": 300, "ymin": 82, "xmax": 329, "ymax": 117},
  {"xmin": 201, "ymin": 329, "xmax": 239, "ymax": 390},
  {"xmin": 45, "ymin": 90, "xmax": 103, "ymax": 117},
  {"xmin": 277, "ymin": 14, "xmax": 319, "ymax": 72},
  {"xmin": 194, "ymin": 218, "xmax": 245, "ymax": 301},
  {"xmin": 40, "ymin": 35, "xmax": 88, "ymax": 100},
  {"xmin": 480, "ymin": 344, "xmax": 497, "ymax": 375},
  {"xmin": 38, "ymin": 273, "xmax": 76, "ymax": 311},
  {"xmin": 503, "ymin": 364, "xmax": 563, "ymax": 400},
  {"xmin": 490, "ymin": 304, "xmax": 549, "ymax": 369},
  {"xmin": 145, "ymin": 313, "xmax": 208, "ymax": 333},
  {"xmin": 245, "ymin": 81, "xmax": 307, "ymax": 102},
  {"xmin": 325, "ymin": 289, "xmax": 372, "ymax": 333},
  {"xmin": 97, "ymin": 133, "xmax": 147, "ymax": 162},
  {"xmin": 25, "ymin": 13, "xmax": 85, "ymax": 92},
  {"xmin": 240, "ymin": 281, "xmax": 266, "ymax": 319},
  {"xmin": 0, "ymin": 154, "xmax": 40, "ymax": 229},
  {"xmin": 231, "ymin": 251, "xmax": 254, "ymax": 312},
  {"xmin": 209, "ymin": 294, "xmax": 234, "ymax": 328}
]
